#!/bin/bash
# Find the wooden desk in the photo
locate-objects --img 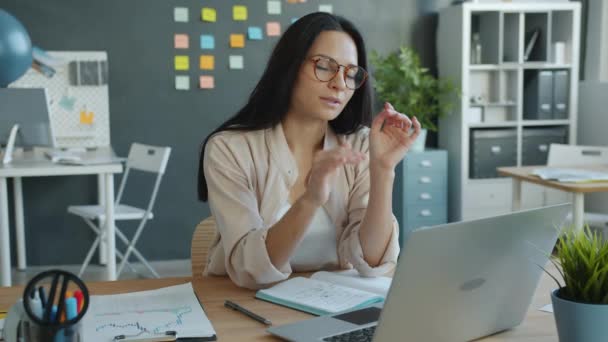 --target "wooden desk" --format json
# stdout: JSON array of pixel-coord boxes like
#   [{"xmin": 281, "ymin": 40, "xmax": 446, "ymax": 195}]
[
  {"xmin": 0, "ymin": 270, "xmax": 559, "ymax": 341},
  {"xmin": 498, "ymin": 165, "xmax": 608, "ymax": 230}
]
